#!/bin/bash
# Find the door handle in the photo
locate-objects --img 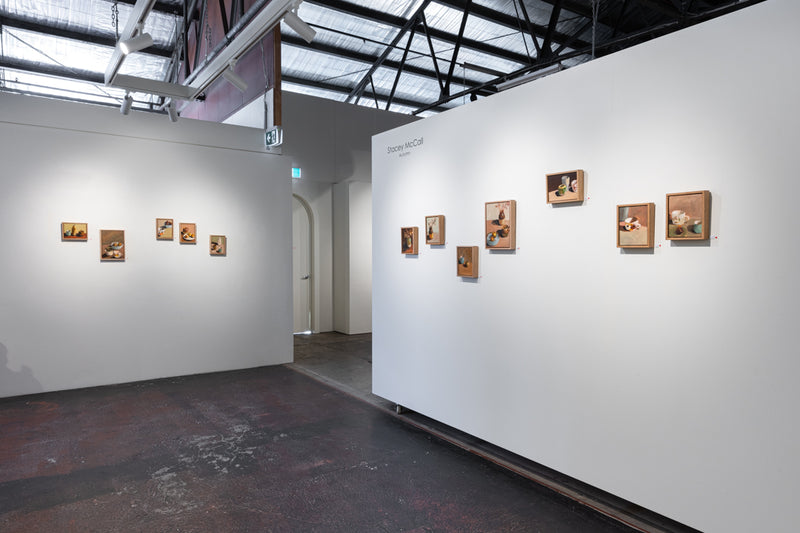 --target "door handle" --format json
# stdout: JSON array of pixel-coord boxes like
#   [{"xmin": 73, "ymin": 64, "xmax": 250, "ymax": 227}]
[{"xmin": 300, "ymin": 275, "xmax": 310, "ymax": 280}]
